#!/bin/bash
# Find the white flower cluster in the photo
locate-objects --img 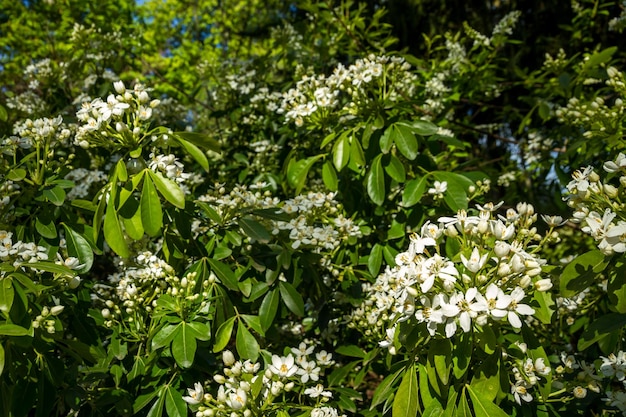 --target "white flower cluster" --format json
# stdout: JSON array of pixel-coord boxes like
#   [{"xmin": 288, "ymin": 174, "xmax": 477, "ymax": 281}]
[
  {"xmin": 184, "ymin": 344, "xmax": 342, "ymax": 417},
  {"xmin": 509, "ymin": 343, "xmax": 552, "ymax": 405},
  {"xmin": 94, "ymin": 251, "xmax": 181, "ymax": 327},
  {"xmin": 522, "ymin": 130, "xmax": 554, "ymax": 167},
  {"xmin": 349, "ymin": 202, "xmax": 555, "ymax": 352},
  {"xmin": 65, "ymin": 168, "xmax": 107, "ymax": 199},
  {"xmin": 9, "ymin": 115, "xmax": 70, "ymax": 150},
  {"xmin": 5, "ymin": 90, "xmax": 48, "ymax": 114},
  {"xmin": 609, "ymin": 1, "xmax": 626, "ymax": 32},
  {"xmin": 148, "ymin": 153, "xmax": 191, "ymax": 184},
  {"xmin": 277, "ymin": 54, "xmax": 416, "ymax": 127},
  {"xmin": 566, "ymin": 154, "xmax": 626, "ymax": 255},
  {"xmin": 0, "ymin": 230, "xmax": 49, "ymax": 268},
  {"xmin": 274, "ymin": 192, "xmax": 361, "ymax": 252},
  {"xmin": 74, "ymin": 81, "xmax": 160, "ymax": 149},
  {"xmin": 32, "ymin": 305, "xmax": 65, "ymax": 334}
]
